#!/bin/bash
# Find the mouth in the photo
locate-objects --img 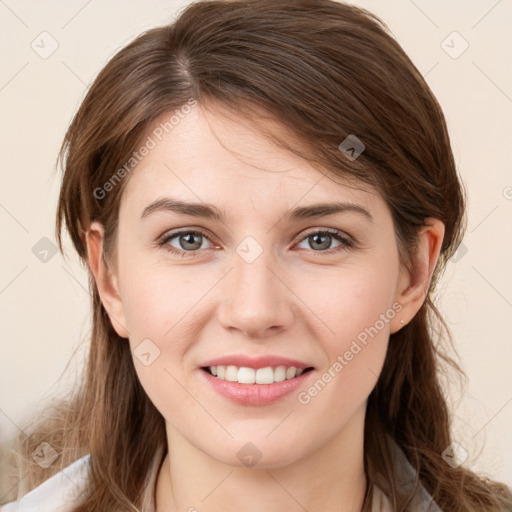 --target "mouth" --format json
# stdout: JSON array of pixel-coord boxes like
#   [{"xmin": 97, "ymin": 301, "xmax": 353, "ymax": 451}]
[{"xmin": 201, "ymin": 365, "xmax": 315, "ymax": 385}]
